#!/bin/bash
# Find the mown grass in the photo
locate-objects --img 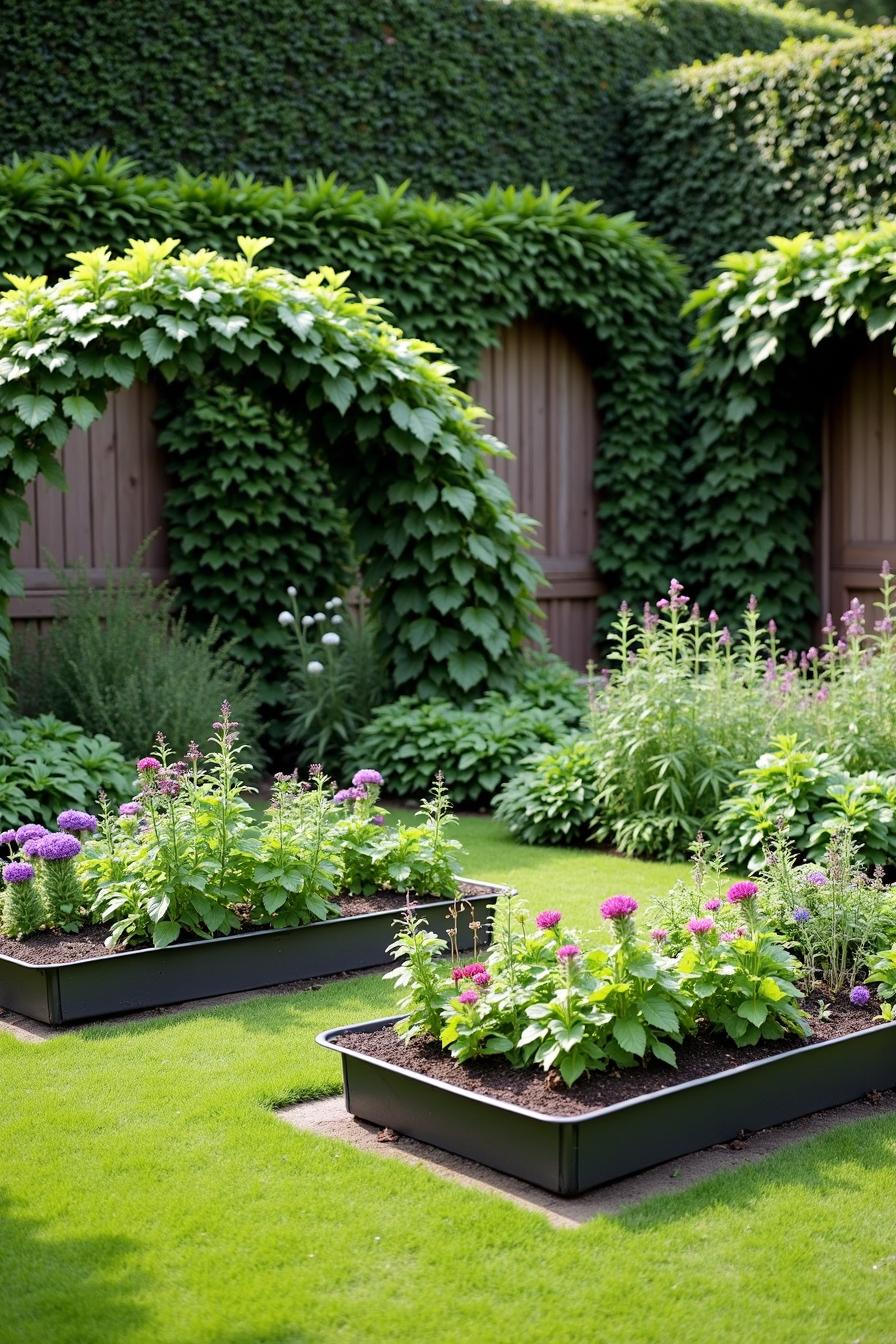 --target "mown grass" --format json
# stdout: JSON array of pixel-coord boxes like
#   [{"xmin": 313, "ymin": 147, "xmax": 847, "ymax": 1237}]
[{"xmin": 2, "ymin": 819, "xmax": 894, "ymax": 1344}]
